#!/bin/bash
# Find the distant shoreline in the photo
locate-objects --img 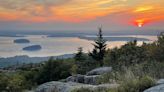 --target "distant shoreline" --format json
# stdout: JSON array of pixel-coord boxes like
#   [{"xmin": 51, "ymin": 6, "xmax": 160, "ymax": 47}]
[
  {"xmin": 0, "ymin": 54, "xmax": 75, "ymax": 68},
  {"xmin": 78, "ymin": 36, "xmax": 150, "ymax": 41}
]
